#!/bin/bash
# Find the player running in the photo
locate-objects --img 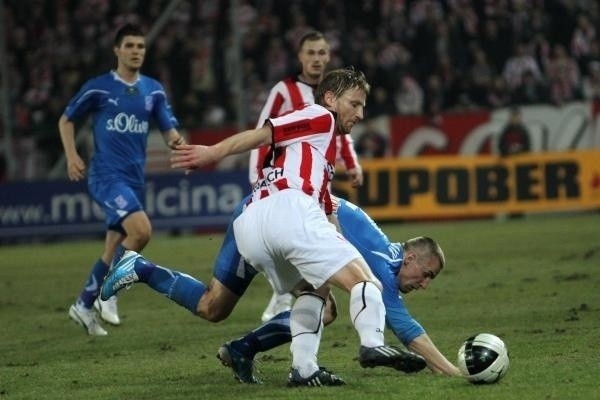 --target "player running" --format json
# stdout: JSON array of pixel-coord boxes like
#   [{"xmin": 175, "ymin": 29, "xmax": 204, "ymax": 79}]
[{"xmin": 59, "ymin": 24, "xmax": 185, "ymax": 336}]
